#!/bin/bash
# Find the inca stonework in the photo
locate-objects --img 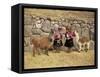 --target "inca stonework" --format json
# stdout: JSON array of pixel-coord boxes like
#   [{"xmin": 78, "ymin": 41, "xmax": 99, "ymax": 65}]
[{"xmin": 24, "ymin": 8, "xmax": 95, "ymax": 52}]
